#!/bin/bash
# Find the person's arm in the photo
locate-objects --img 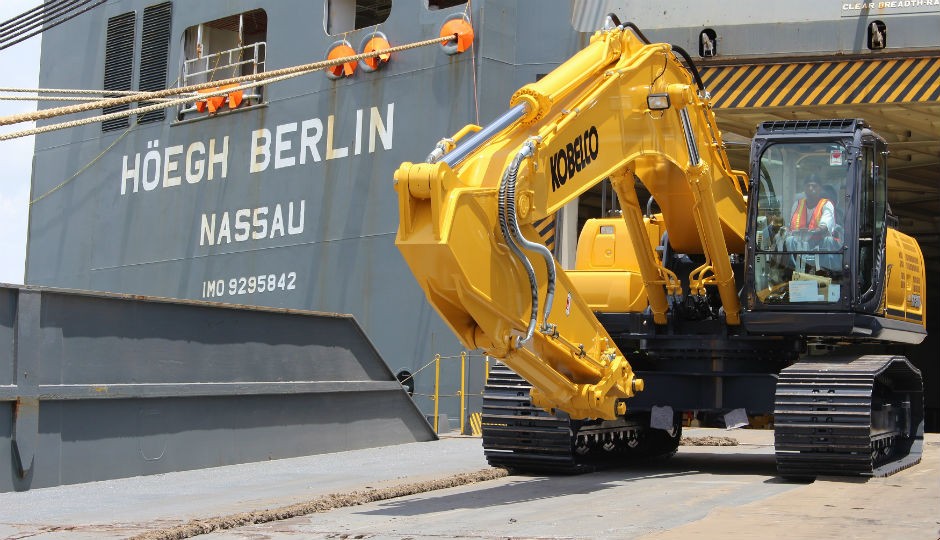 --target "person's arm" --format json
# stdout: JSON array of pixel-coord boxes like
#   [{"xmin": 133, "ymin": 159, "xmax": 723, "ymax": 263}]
[{"xmin": 818, "ymin": 201, "xmax": 834, "ymax": 233}]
